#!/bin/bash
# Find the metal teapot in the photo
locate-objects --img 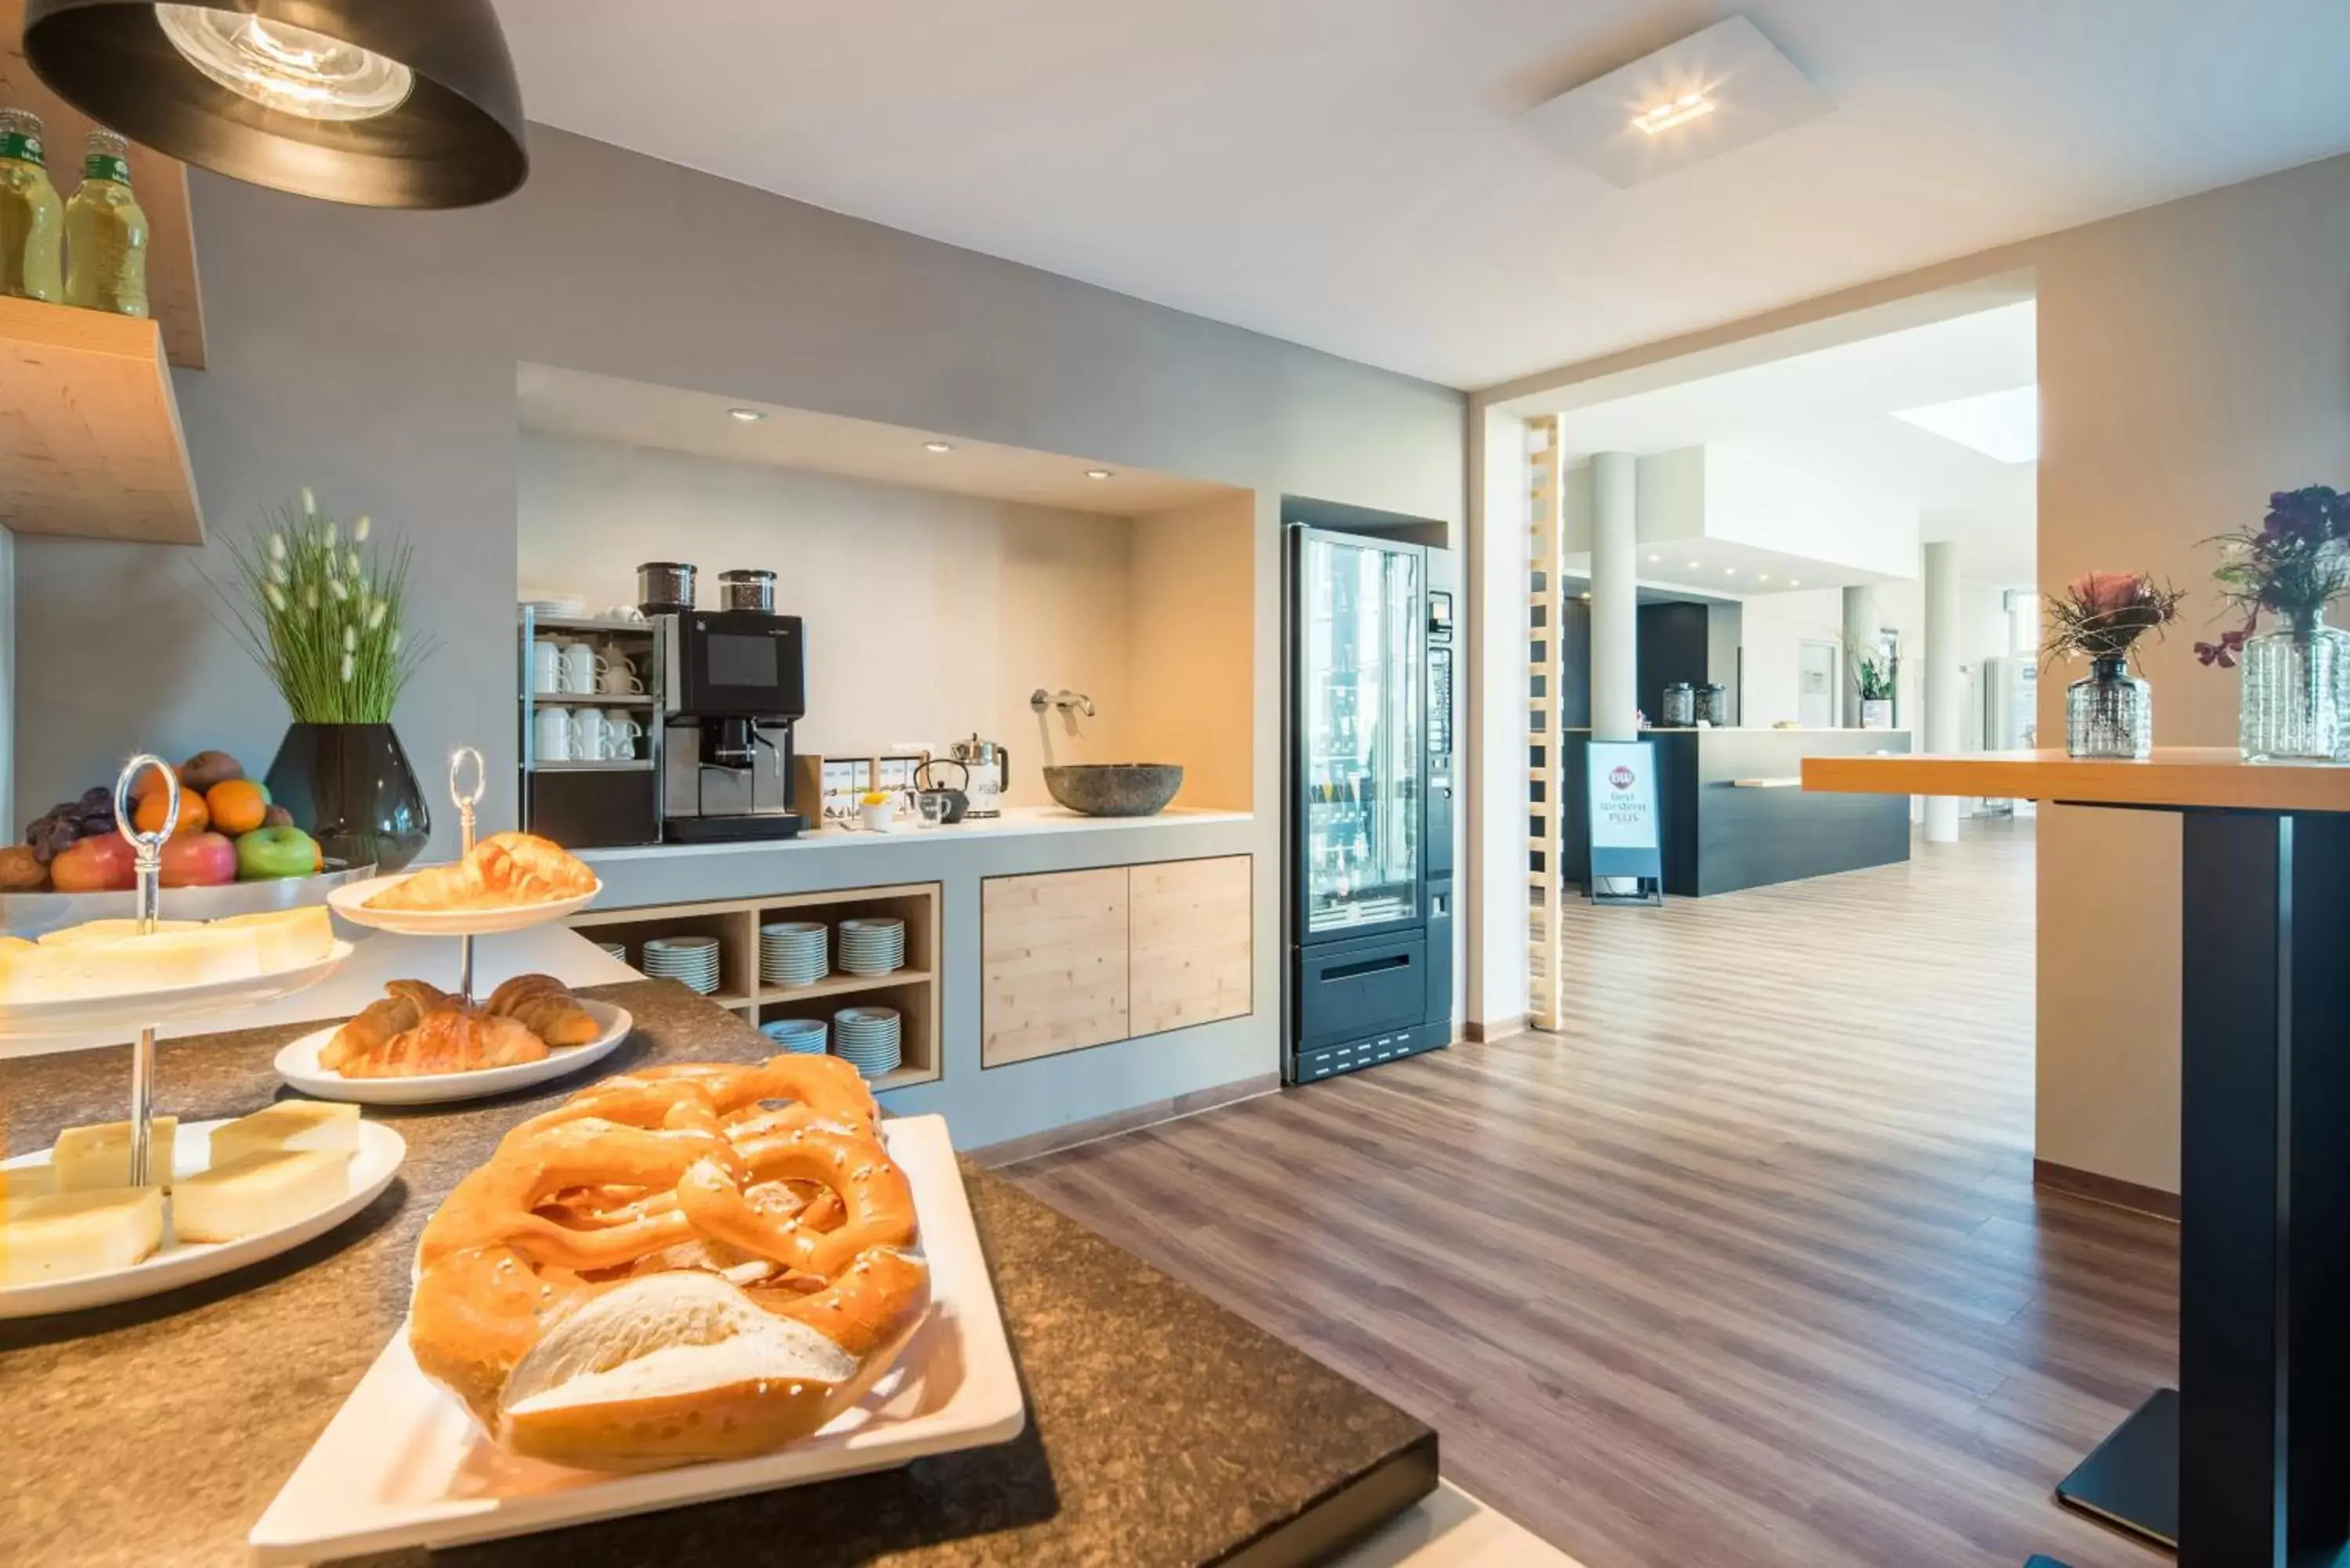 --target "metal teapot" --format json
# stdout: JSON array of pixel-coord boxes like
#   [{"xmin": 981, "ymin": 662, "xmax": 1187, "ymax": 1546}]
[{"xmin": 914, "ymin": 757, "xmax": 971, "ymax": 824}]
